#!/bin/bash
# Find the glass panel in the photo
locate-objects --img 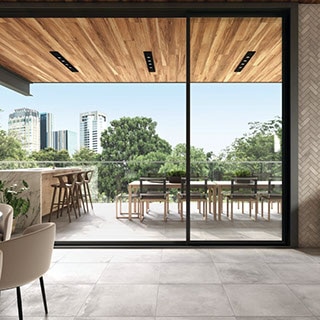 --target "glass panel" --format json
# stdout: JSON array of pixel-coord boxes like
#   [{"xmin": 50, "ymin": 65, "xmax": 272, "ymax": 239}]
[
  {"xmin": 0, "ymin": 82, "xmax": 186, "ymax": 242},
  {"xmin": 190, "ymin": 17, "xmax": 283, "ymax": 241}
]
